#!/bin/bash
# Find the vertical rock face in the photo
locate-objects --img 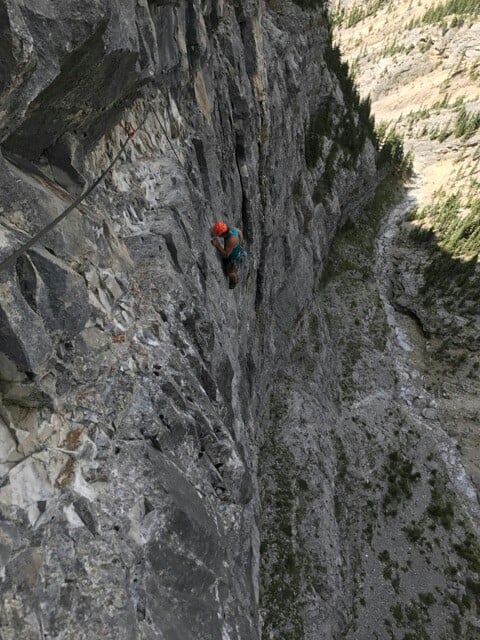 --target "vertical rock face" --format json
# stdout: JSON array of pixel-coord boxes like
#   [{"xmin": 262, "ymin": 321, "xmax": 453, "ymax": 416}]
[{"xmin": 0, "ymin": 1, "xmax": 378, "ymax": 638}]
